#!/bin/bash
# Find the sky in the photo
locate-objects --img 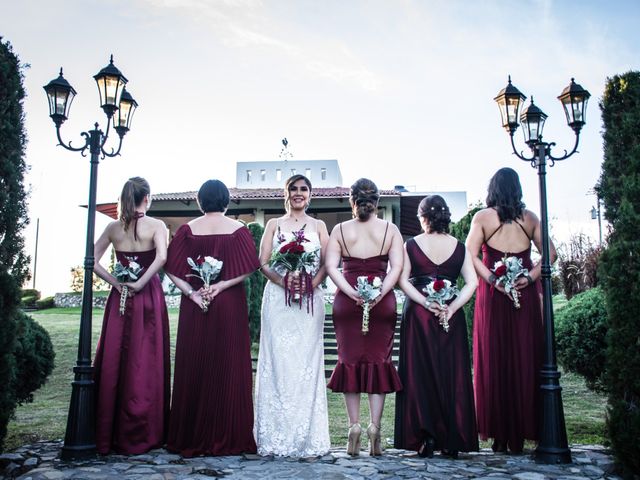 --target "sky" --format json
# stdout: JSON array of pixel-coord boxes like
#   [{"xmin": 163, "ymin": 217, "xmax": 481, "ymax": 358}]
[{"xmin": 2, "ymin": 0, "xmax": 638, "ymax": 295}]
